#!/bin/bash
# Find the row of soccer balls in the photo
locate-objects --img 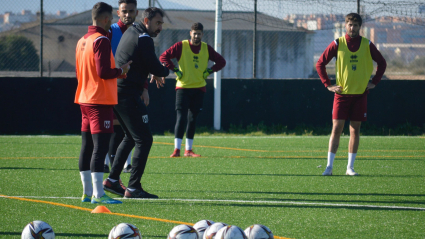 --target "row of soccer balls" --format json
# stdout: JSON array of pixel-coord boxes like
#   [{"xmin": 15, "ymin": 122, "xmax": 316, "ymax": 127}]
[{"xmin": 22, "ymin": 220, "xmax": 274, "ymax": 239}]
